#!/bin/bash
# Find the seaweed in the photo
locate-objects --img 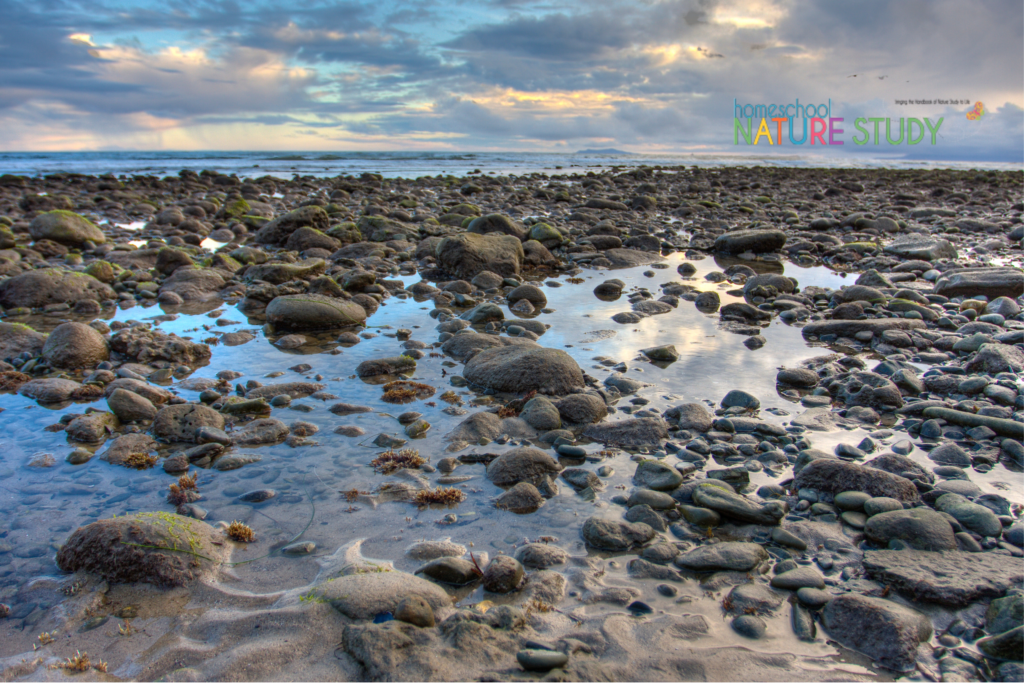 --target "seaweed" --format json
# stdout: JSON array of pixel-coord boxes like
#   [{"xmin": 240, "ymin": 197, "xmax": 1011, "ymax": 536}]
[
  {"xmin": 70, "ymin": 384, "xmax": 105, "ymax": 401},
  {"xmin": 413, "ymin": 486, "xmax": 466, "ymax": 507},
  {"xmin": 124, "ymin": 452, "xmax": 158, "ymax": 470},
  {"xmin": 439, "ymin": 390, "xmax": 462, "ymax": 405},
  {"xmin": 227, "ymin": 521, "xmax": 255, "ymax": 543},
  {"xmin": 370, "ymin": 448, "xmax": 426, "ymax": 475},
  {"xmin": 381, "ymin": 380, "xmax": 435, "ymax": 404},
  {"xmin": 51, "ymin": 651, "xmax": 107, "ymax": 673},
  {"xmin": 0, "ymin": 371, "xmax": 31, "ymax": 391},
  {"xmin": 167, "ymin": 471, "xmax": 200, "ymax": 506}
]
